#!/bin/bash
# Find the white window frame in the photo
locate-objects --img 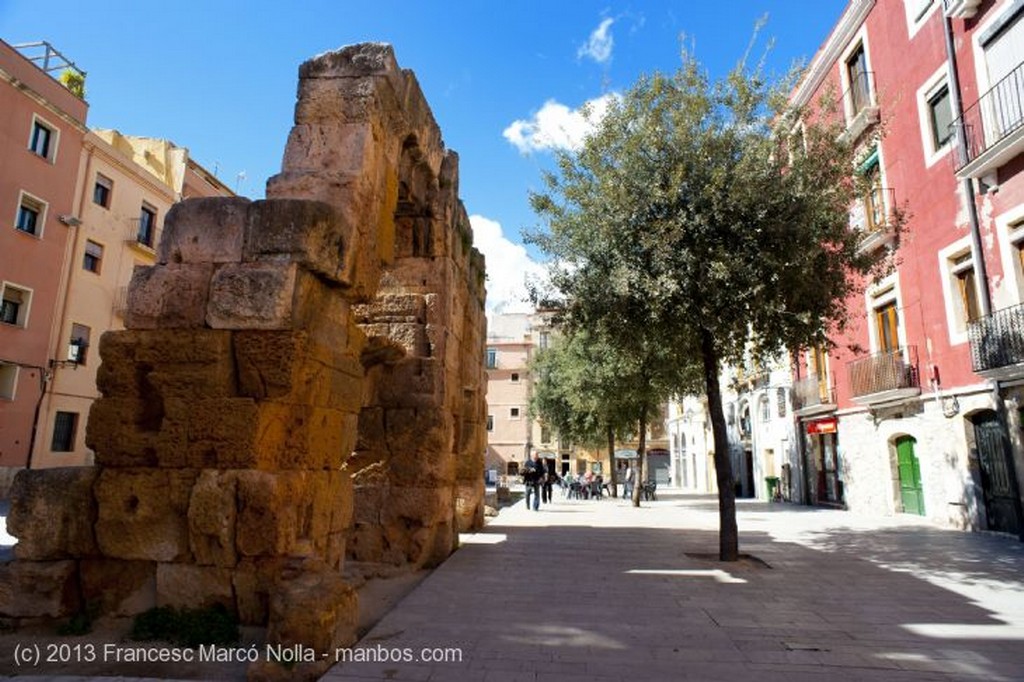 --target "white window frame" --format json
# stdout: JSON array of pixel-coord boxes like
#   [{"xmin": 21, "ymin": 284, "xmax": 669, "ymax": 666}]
[
  {"xmin": 838, "ymin": 28, "xmax": 875, "ymax": 126},
  {"xmin": 865, "ymin": 274, "xmax": 906, "ymax": 355},
  {"xmin": 904, "ymin": 0, "xmax": 939, "ymax": 40},
  {"xmin": 995, "ymin": 202, "xmax": 1024, "ymax": 306},
  {"xmin": 27, "ymin": 113, "xmax": 60, "ymax": 164},
  {"xmin": 938, "ymin": 236, "xmax": 978, "ymax": 345},
  {"xmin": 1, "ymin": 281, "xmax": 34, "ymax": 329},
  {"xmin": 916, "ymin": 64, "xmax": 955, "ymax": 167},
  {"xmin": 0, "ymin": 363, "xmax": 18, "ymax": 400},
  {"xmin": 15, "ymin": 190, "xmax": 48, "ymax": 238}
]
